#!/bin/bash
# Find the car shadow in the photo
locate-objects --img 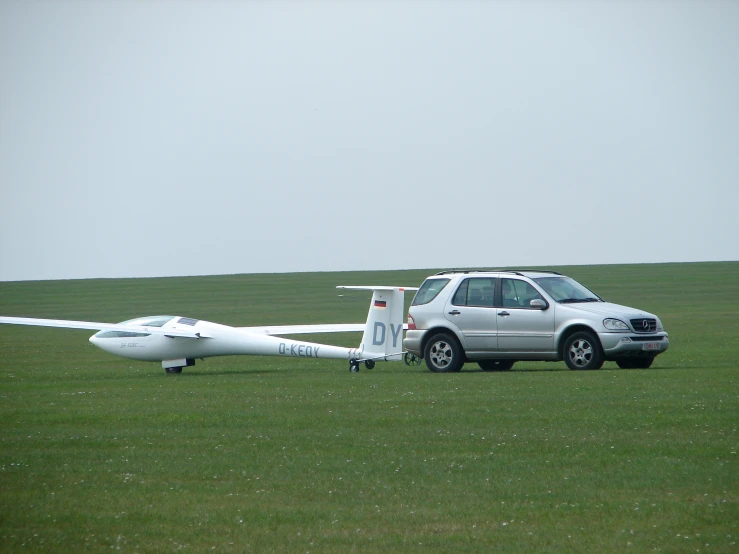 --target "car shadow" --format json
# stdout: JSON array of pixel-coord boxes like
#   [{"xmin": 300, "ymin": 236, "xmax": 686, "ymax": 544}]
[{"xmin": 460, "ymin": 363, "xmax": 675, "ymax": 373}]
